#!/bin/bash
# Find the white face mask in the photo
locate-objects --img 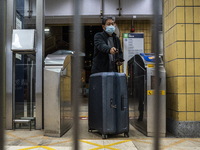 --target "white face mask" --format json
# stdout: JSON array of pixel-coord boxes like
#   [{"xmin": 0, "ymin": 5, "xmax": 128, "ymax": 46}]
[{"xmin": 105, "ymin": 25, "xmax": 116, "ymax": 34}]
